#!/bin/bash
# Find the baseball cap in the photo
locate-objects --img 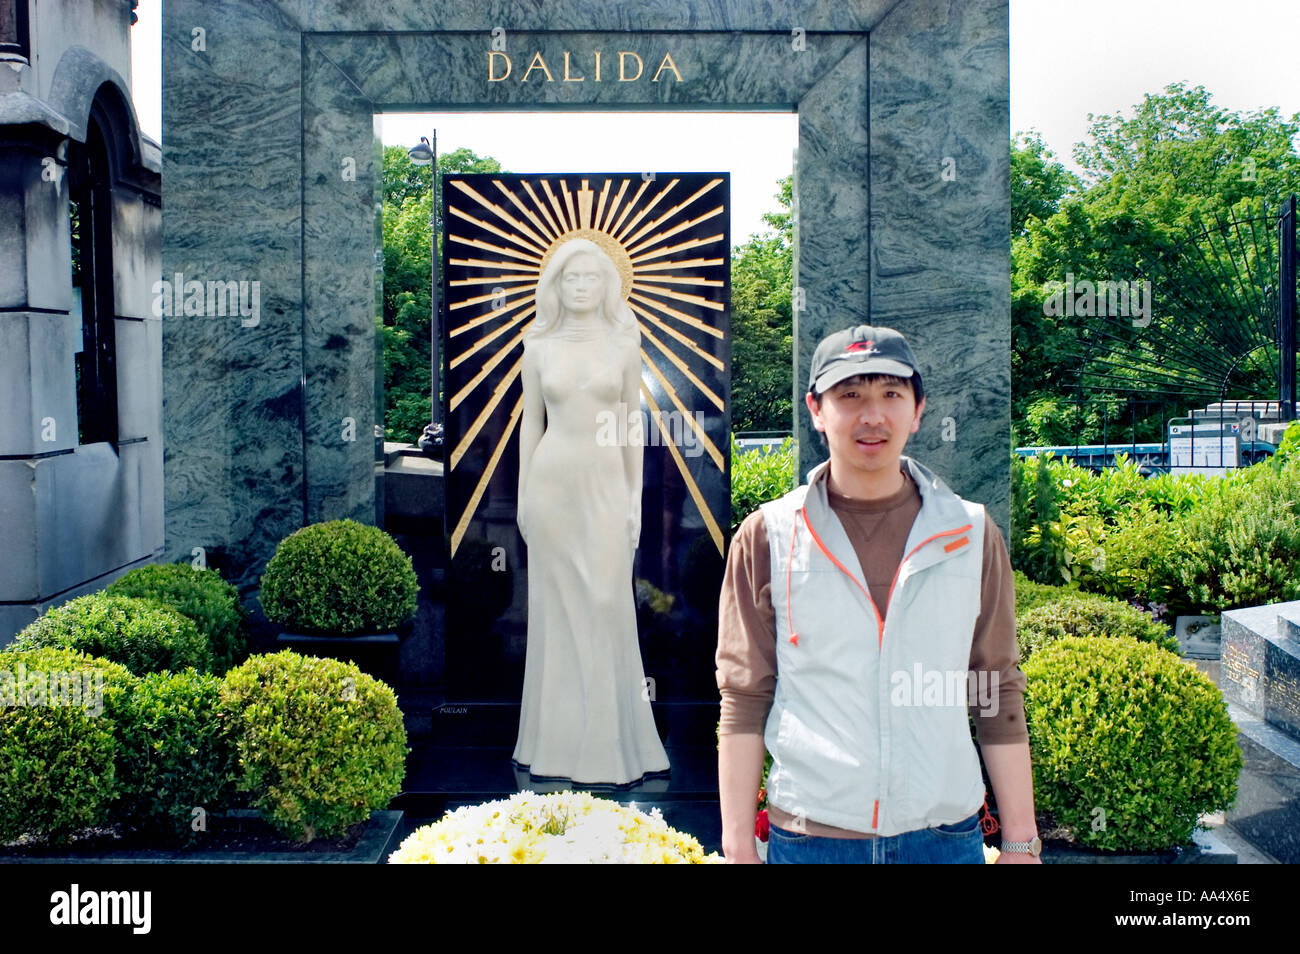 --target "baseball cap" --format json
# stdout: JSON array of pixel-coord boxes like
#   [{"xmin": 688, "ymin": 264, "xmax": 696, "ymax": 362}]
[{"xmin": 807, "ymin": 325, "xmax": 923, "ymax": 395}]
